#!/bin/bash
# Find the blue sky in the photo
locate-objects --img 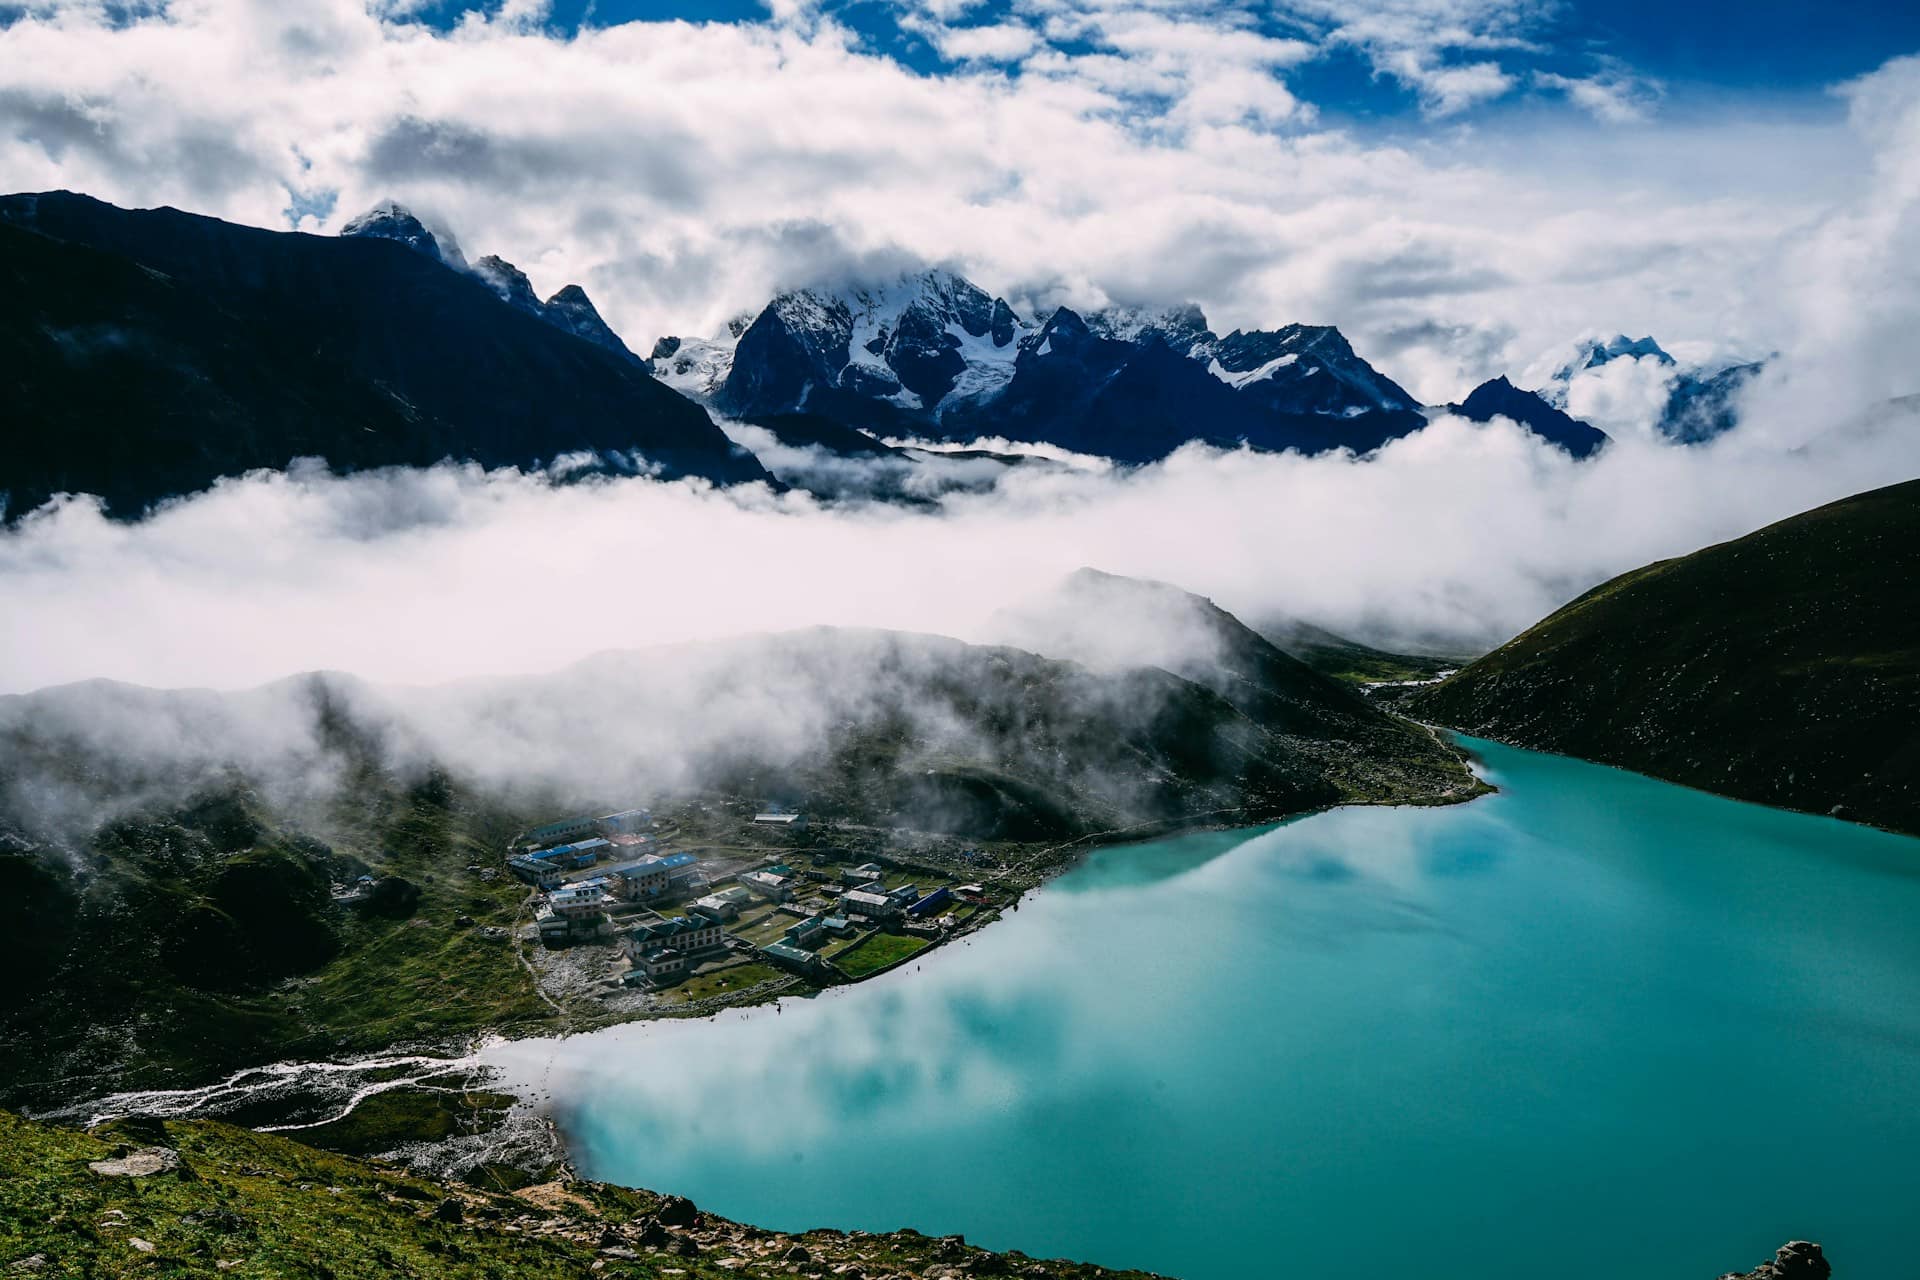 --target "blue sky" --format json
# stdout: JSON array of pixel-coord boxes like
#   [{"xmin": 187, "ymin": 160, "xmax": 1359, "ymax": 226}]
[{"xmin": 403, "ymin": 0, "xmax": 1920, "ymax": 125}]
